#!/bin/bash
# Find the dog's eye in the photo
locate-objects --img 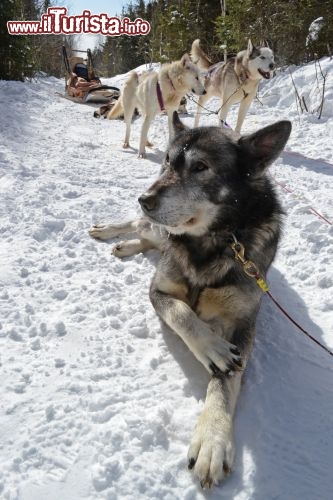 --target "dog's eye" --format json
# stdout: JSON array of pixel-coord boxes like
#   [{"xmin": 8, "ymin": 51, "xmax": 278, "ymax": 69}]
[
  {"xmin": 165, "ymin": 153, "xmax": 170, "ymax": 164},
  {"xmin": 260, "ymin": 56, "xmax": 266, "ymax": 60},
  {"xmin": 192, "ymin": 162, "xmax": 208, "ymax": 173},
  {"xmin": 195, "ymin": 76, "xmax": 199, "ymax": 80}
]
